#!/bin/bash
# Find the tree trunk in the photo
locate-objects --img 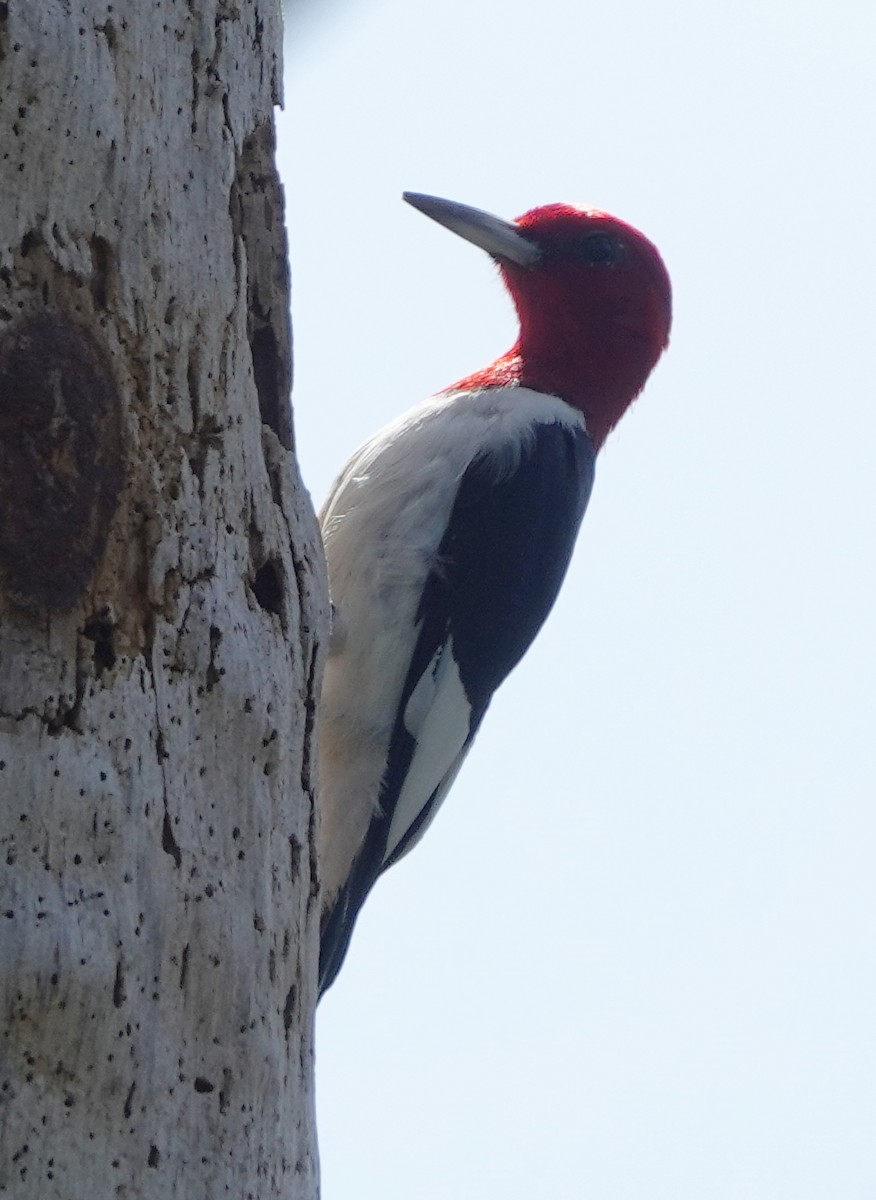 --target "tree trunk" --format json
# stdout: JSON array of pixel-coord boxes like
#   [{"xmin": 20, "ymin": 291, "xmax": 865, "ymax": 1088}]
[{"xmin": 0, "ymin": 4, "xmax": 325, "ymax": 1196}]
